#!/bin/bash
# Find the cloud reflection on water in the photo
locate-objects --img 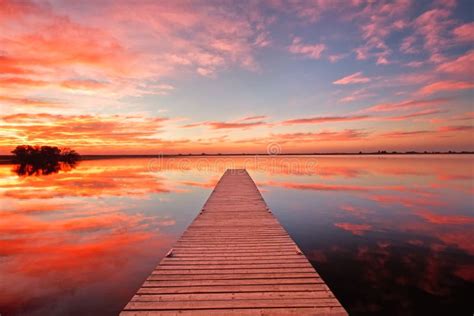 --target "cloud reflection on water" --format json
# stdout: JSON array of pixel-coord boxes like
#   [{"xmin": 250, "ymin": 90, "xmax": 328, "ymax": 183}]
[{"xmin": 0, "ymin": 155, "xmax": 472, "ymax": 315}]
